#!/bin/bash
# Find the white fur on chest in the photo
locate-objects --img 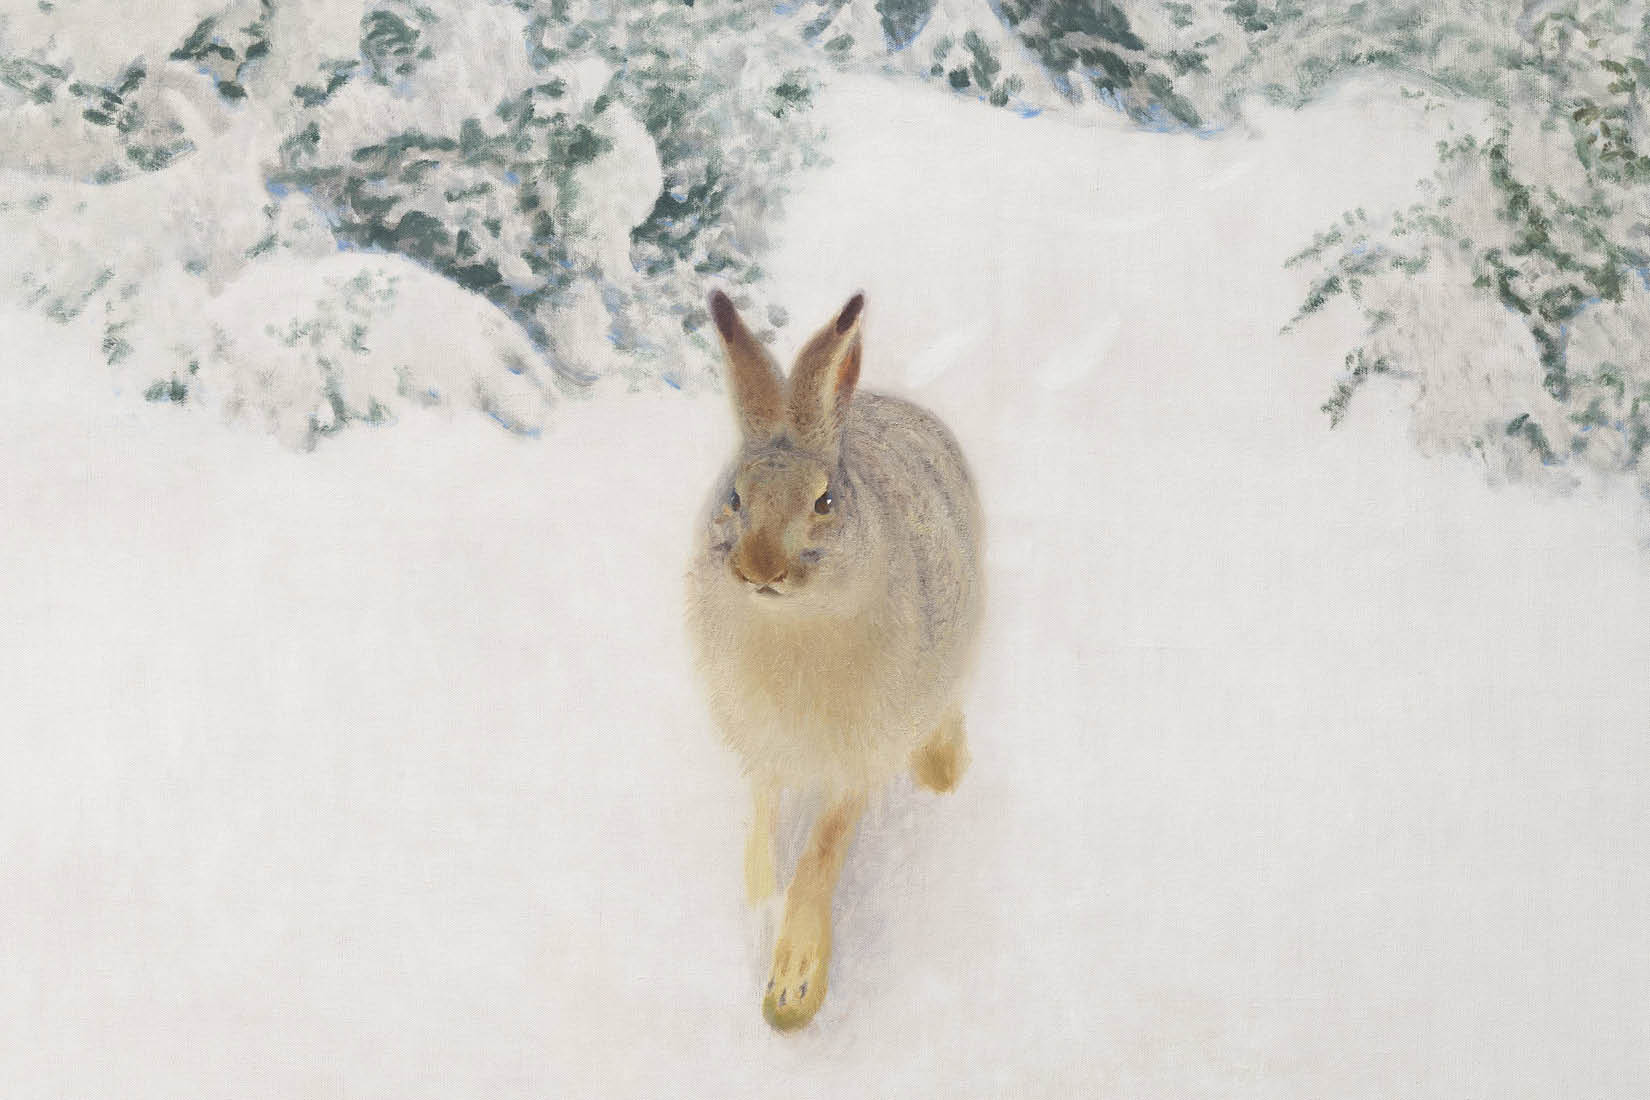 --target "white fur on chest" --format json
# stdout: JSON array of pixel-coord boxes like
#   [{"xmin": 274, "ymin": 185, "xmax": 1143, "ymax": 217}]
[{"xmin": 689, "ymin": 574, "xmax": 940, "ymax": 791}]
